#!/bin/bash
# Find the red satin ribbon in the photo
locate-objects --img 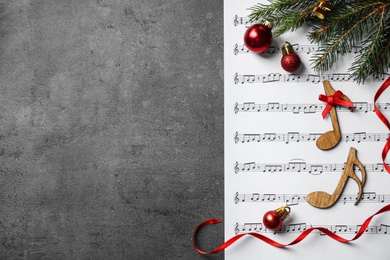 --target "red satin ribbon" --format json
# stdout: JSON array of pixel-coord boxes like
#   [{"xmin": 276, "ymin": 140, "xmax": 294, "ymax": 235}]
[
  {"xmin": 192, "ymin": 204, "xmax": 390, "ymax": 254},
  {"xmin": 374, "ymin": 76, "xmax": 390, "ymax": 174},
  {"xmin": 319, "ymin": 90, "xmax": 354, "ymax": 118}
]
